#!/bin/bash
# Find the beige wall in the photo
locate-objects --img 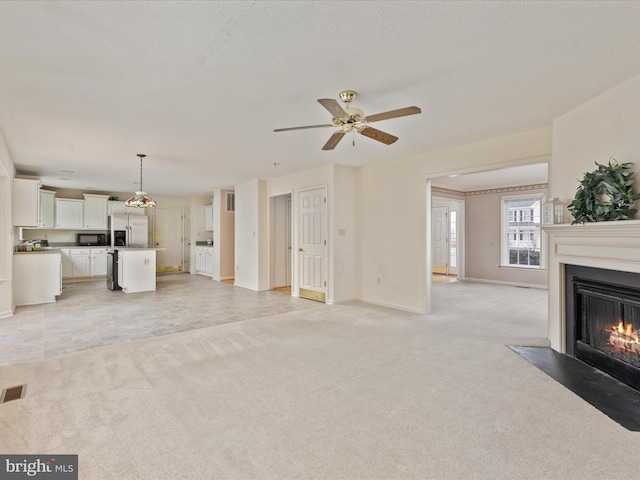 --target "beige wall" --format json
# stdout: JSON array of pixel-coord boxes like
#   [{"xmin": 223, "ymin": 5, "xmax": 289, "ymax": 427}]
[
  {"xmin": 464, "ymin": 186, "xmax": 547, "ymax": 286},
  {"xmin": 234, "ymin": 179, "xmax": 268, "ymax": 291},
  {"xmin": 267, "ymin": 164, "xmax": 358, "ymax": 304},
  {"xmin": 552, "ymin": 72, "xmax": 640, "ymax": 214},
  {"xmin": 359, "ymin": 127, "xmax": 552, "ymax": 313}
]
